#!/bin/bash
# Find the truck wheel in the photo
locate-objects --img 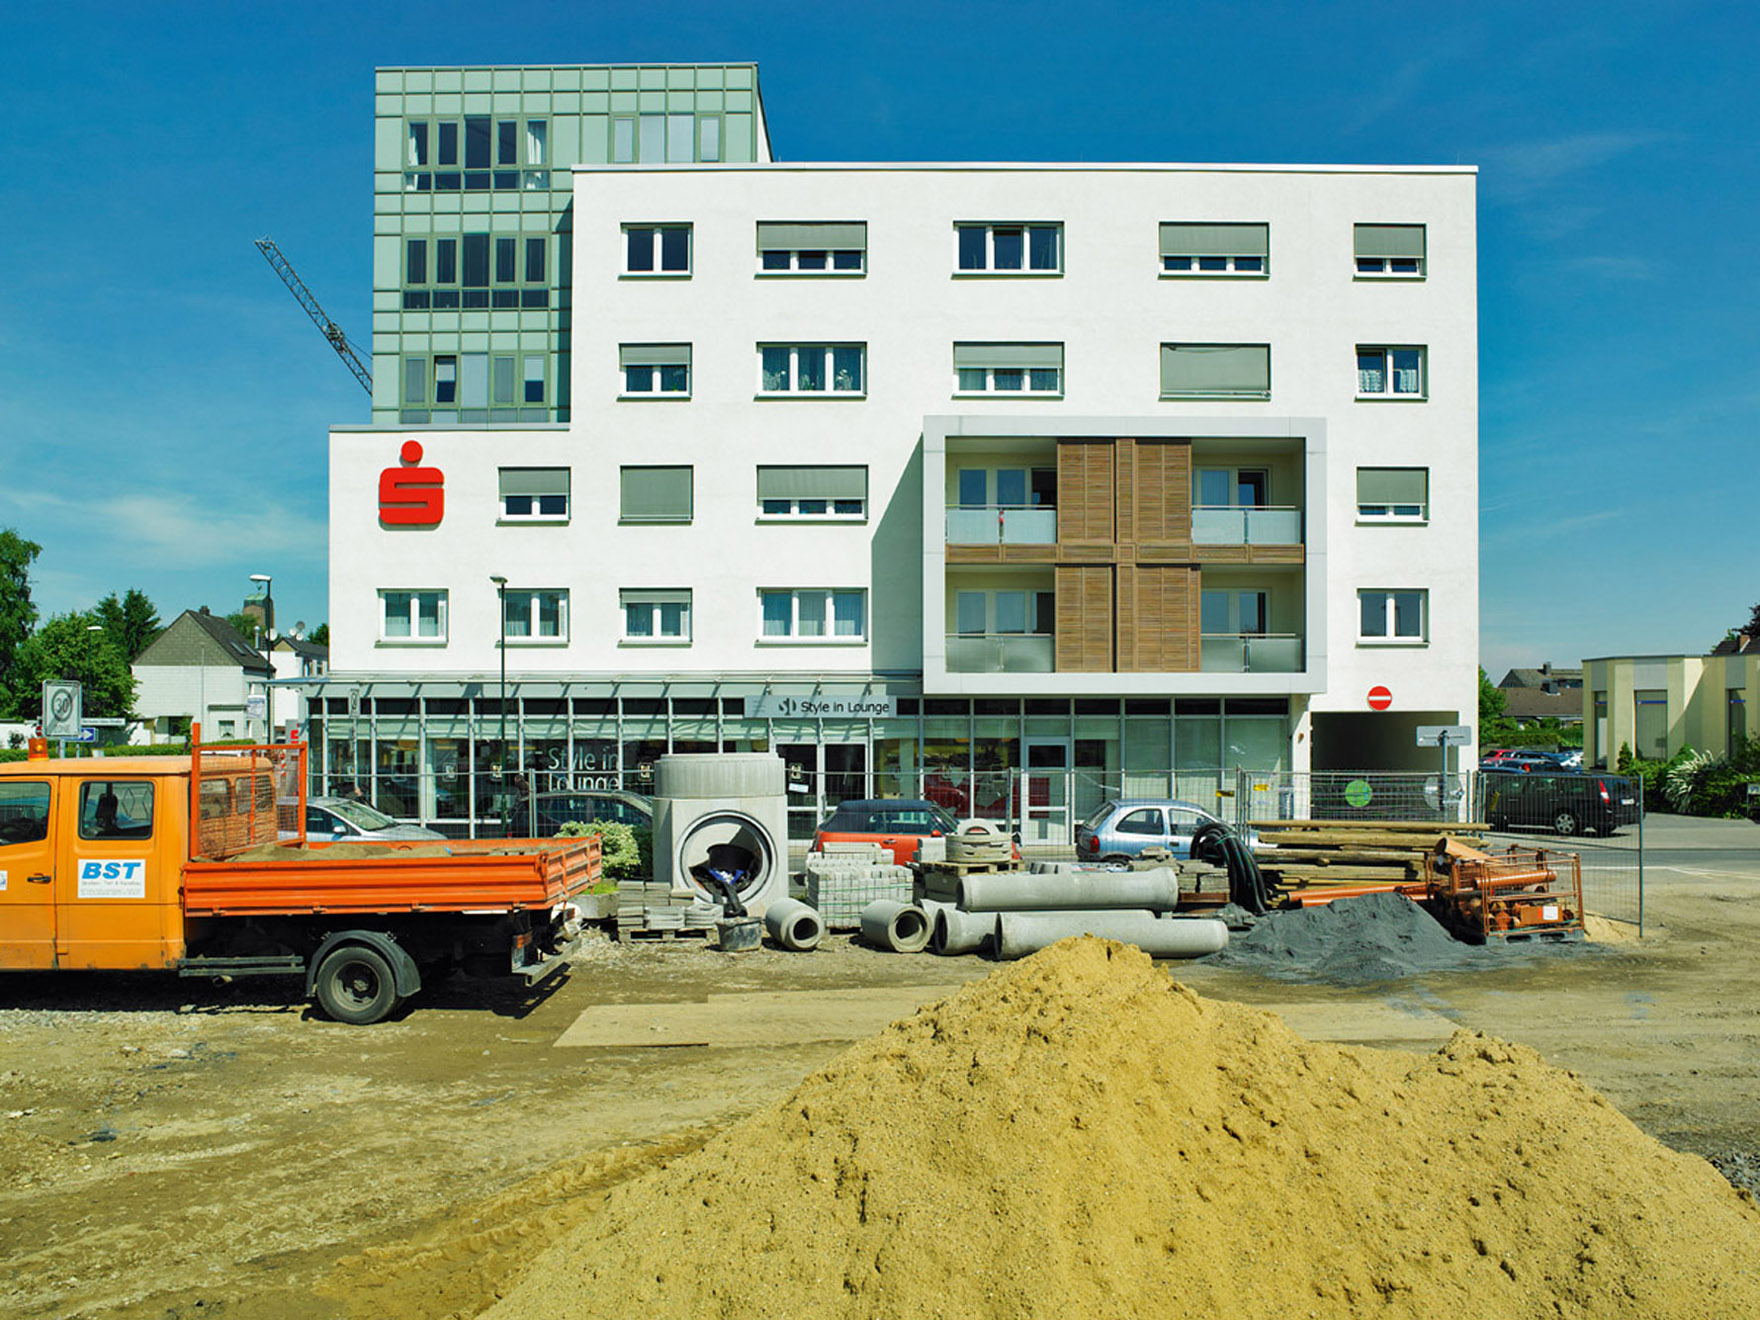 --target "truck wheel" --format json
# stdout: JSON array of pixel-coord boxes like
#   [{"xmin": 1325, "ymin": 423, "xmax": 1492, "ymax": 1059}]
[{"xmin": 314, "ymin": 945, "xmax": 402, "ymax": 1024}]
